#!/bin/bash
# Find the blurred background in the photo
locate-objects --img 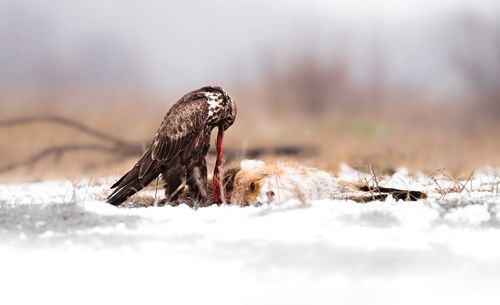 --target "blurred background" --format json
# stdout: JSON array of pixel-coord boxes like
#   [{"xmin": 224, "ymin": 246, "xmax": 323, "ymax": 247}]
[{"xmin": 1, "ymin": 0, "xmax": 500, "ymax": 182}]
